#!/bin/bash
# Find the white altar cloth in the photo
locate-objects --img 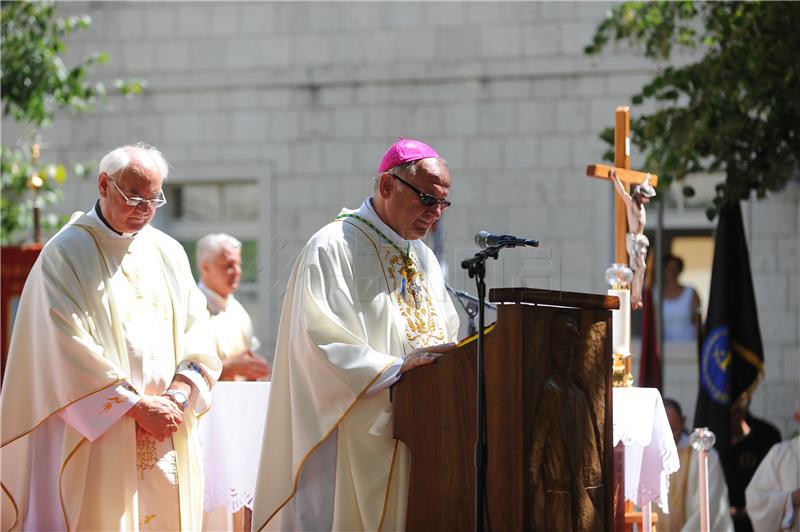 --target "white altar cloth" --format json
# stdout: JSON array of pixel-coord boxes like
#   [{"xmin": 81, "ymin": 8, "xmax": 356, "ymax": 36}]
[
  {"xmin": 613, "ymin": 387, "xmax": 680, "ymax": 512},
  {"xmin": 199, "ymin": 381, "xmax": 270, "ymax": 513}
]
